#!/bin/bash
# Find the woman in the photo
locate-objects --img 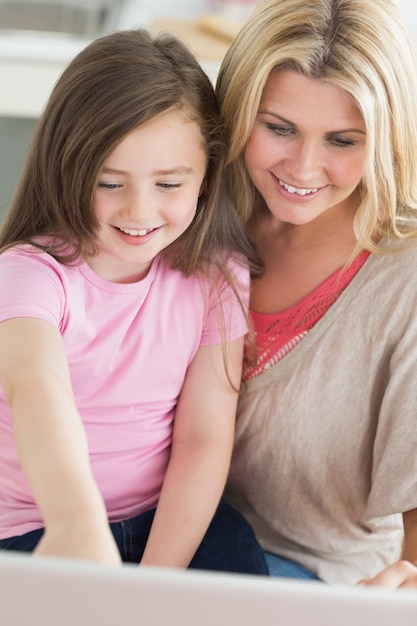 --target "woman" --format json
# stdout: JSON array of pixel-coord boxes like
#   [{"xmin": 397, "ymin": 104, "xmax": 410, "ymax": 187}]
[{"xmin": 216, "ymin": 0, "xmax": 417, "ymax": 587}]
